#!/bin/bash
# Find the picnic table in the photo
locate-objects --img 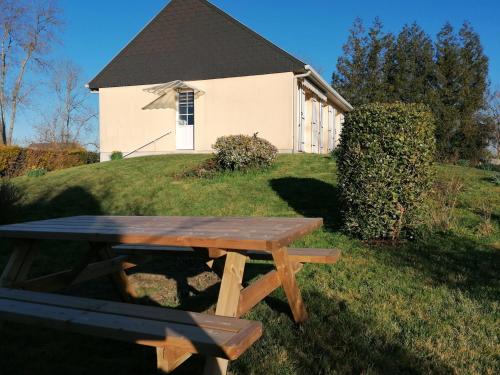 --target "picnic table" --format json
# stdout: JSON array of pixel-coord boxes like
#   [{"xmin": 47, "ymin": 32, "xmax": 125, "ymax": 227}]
[{"xmin": 0, "ymin": 215, "xmax": 340, "ymax": 374}]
